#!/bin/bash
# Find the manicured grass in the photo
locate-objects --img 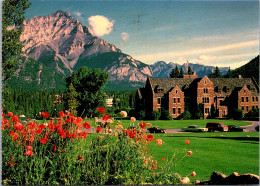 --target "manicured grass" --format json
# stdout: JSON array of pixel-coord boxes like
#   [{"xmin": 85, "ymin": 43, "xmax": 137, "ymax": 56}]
[
  {"xmin": 109, "ymin": 119, "xmax": 252, "ymax": 129},
  {"xmin": 147, "ymin": 132, "xmax": 259, "ymax": 181}
]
